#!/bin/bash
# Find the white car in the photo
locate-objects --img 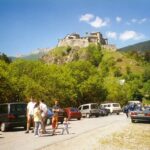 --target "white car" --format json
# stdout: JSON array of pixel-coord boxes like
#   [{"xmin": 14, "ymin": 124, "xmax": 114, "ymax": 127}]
[{"xmin": 100, "ymin": 103, "xmax": 122, "ymax": 115}]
